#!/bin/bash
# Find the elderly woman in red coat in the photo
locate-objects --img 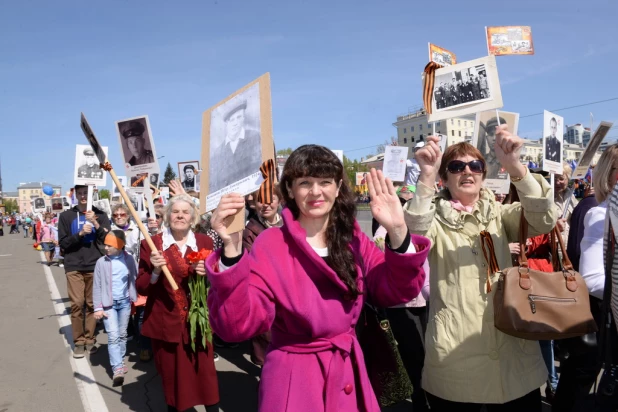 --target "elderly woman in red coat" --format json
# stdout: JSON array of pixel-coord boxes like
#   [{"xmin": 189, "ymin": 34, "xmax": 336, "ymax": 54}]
[{"xmin": 136, "ymin": 193, "xmax": 219, "ymax": 412}]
